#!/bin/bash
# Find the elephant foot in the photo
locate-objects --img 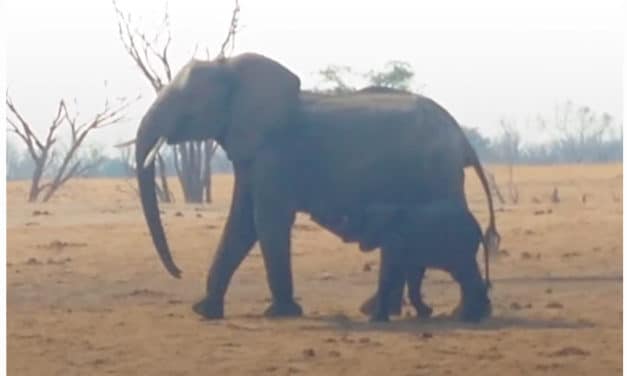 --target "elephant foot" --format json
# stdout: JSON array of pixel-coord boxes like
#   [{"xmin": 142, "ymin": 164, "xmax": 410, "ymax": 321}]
[
  {"xmin": 454, "ymin": 296, "xmax": 492, "ymax": 323},
  {"xmin": 369, "ymin": 312, "xmax": 390, "ymax": 323},
  {"xmin": 414, "ymin": 303, "xmax": 433, "ymax": 318},
  {"xmin": 359, "ymin": 295, "xmax": 377, "ymax": 316},
  {"xmin": 264, "ymin": 300, "xmax": 303, "ymax": 318},
  {"xmin": 192, "ymin": 296, "xmax": 224, "ymax": 320},
  {"xmin": 360, "ymin": 294, "xmax": 402, "ymax": 316},
  {"xmin": 451, "ymin": 303, "xmax": 462, "ymax": 319}
]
